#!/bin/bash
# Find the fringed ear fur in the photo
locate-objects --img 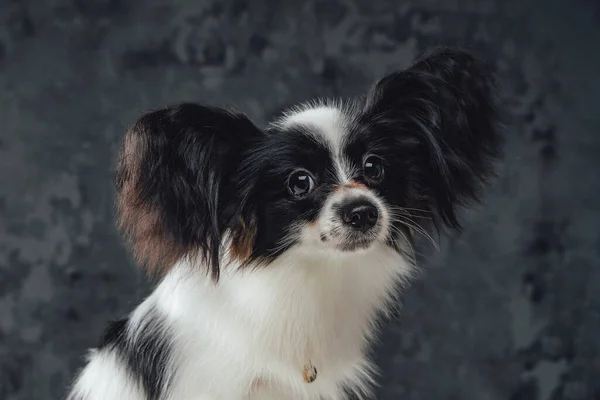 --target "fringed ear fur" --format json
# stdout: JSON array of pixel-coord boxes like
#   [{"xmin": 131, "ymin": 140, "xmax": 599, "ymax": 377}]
[
  {"xmin": 362, "ymin": 47, "xmax": 504, "ymax": 230},
  {"xmin": 115, "ymin": 103, "xmax": 263, "ymax": 280}
]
